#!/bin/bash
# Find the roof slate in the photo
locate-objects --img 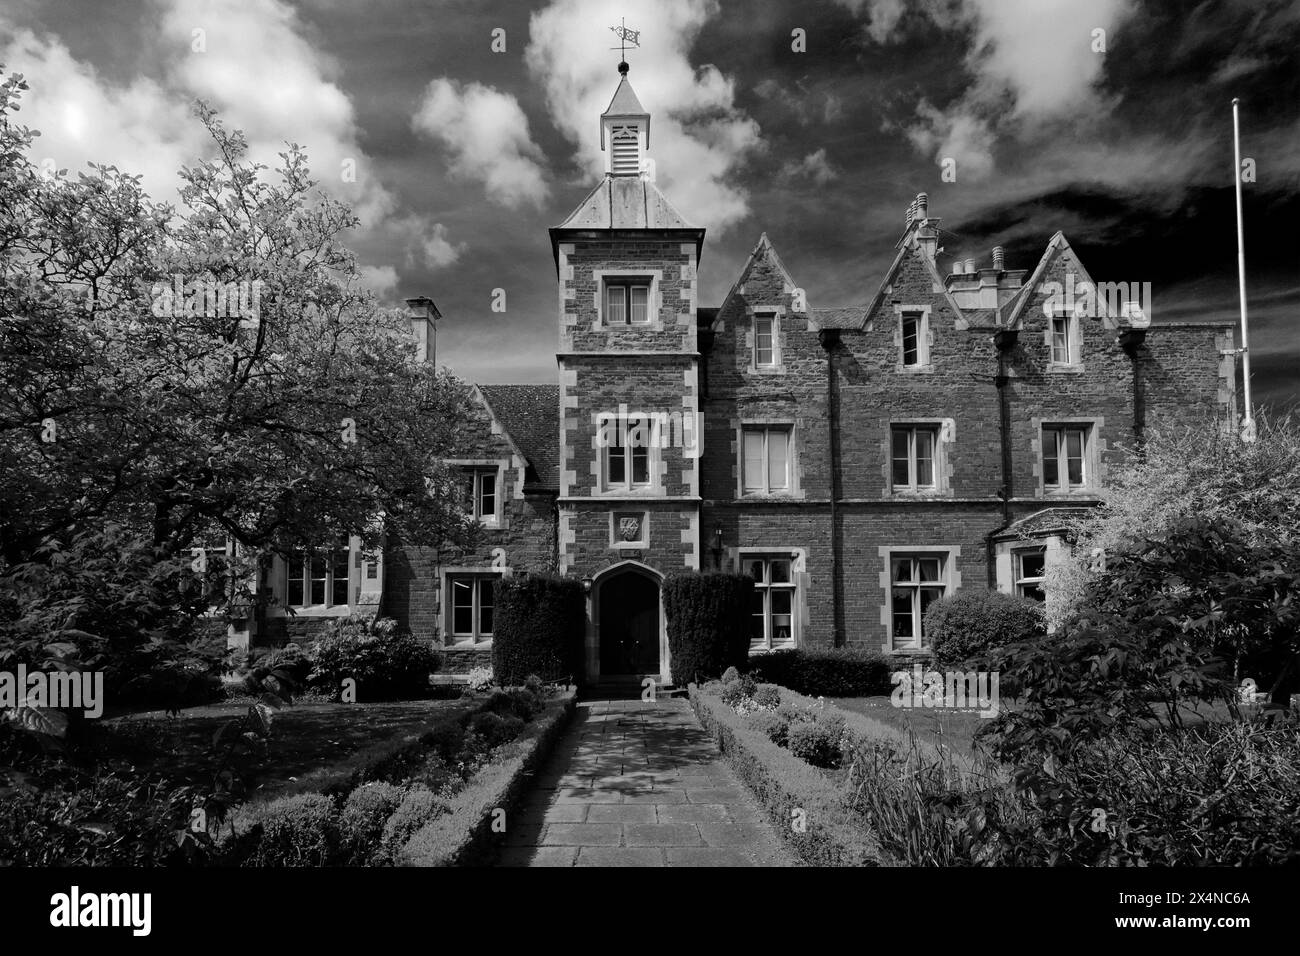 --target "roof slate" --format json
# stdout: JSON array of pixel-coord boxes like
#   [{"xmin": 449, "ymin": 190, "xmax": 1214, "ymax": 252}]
[{"xmin": 478, "ymin": 384, "xmax": 560, "ymax": 492}]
